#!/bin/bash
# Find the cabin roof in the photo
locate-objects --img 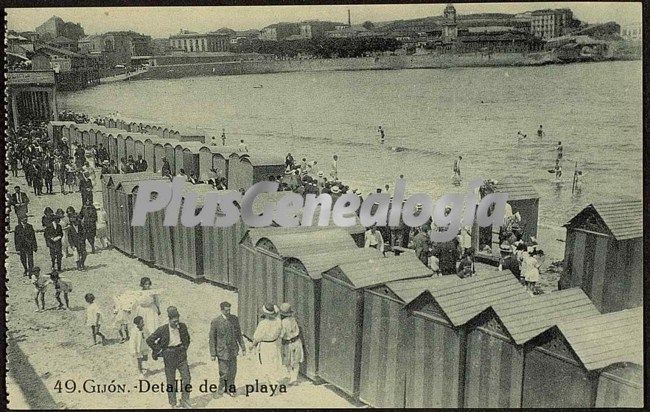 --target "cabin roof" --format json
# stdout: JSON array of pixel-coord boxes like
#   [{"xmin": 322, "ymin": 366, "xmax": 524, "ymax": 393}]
[
  {"xmin": 200, "ymin": 145, "xmax": 240, "ymax": 157},
  {"xmin": 291, "ymin": 248, "xmax": 382, "ymax": 279},
  {"xmin": 104, "ymin": 172, "xmax": 165, "ymax": 188},
  {"xmin": 116, "ymin": 176, "xmax": 169, "ymax": 193},
  {"xmin": 245, "ymin": 204, "xmax": 365, "ymax": 236},
  {"xmin": 180, "ymin": 183, "xmax": 237, "ymax": 205},
  {"xmin": 337, "ymin": 253, "xmax": 433, "ymax": 289},
  {"xmin": 73, "ymin": 123, "xmax": 101, "ymax": 131},
  {"xmin": 175, "ymin": 128, "xmax": 205, "ymax": 137},
  {"xmin": 240, "ymin": 154, "xmax": 286, "ymax": 167},
  {"xmin": 493, "ymin": 288, "xmax": 600, "ymax": 345},
  {"xmin": 50, "ymin": 121, "xmax": 76, "ymax": 126},
  {"xmin": 254, "ymin": 229, "xmax": 361, "ymax": 278},
  {"xmin": 494, "ymin": 177, "xmax": 539, "ymax": 201},
  {"xmin": 182, "ymin": 141, "xmax": 205, "ymax": 154},
  {"xmin": 389, "ymin": 271, "xmax": 528, "ymax": 327},
  {"xmin": 555, "ymin": 307, "xmax": 643, "ymax": 371},
  {"xmin": 591, "ymin": 200, "xmax": 641, "ymax": 240}
]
